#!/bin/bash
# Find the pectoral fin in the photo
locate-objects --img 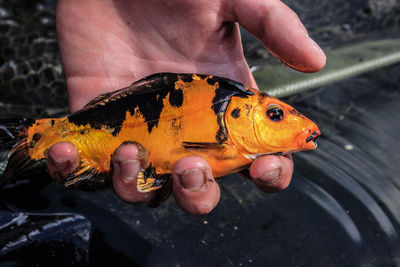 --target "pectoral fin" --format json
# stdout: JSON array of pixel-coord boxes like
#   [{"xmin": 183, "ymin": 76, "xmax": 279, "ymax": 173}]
[
  {"xmin": 181, "ymin": 141, "xmax": 224, "ymax": 150},
  {"xmin": 64, "ymin": 159, "xmax": 108, "ymax": 188},
  {"xmin": 182, "ymin": 141, "xmax": 238, "ymax": 160},
  {"xmin": 136, "ymin": 163, "xmax": 172, "ymax": 207},
  {"xmin": 64, "ymin": 162, "xmax": 99, "ymax": 187},
  {"xmin": 136, "ymin": 163, "xmax": 170, "ymax": 192}
]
